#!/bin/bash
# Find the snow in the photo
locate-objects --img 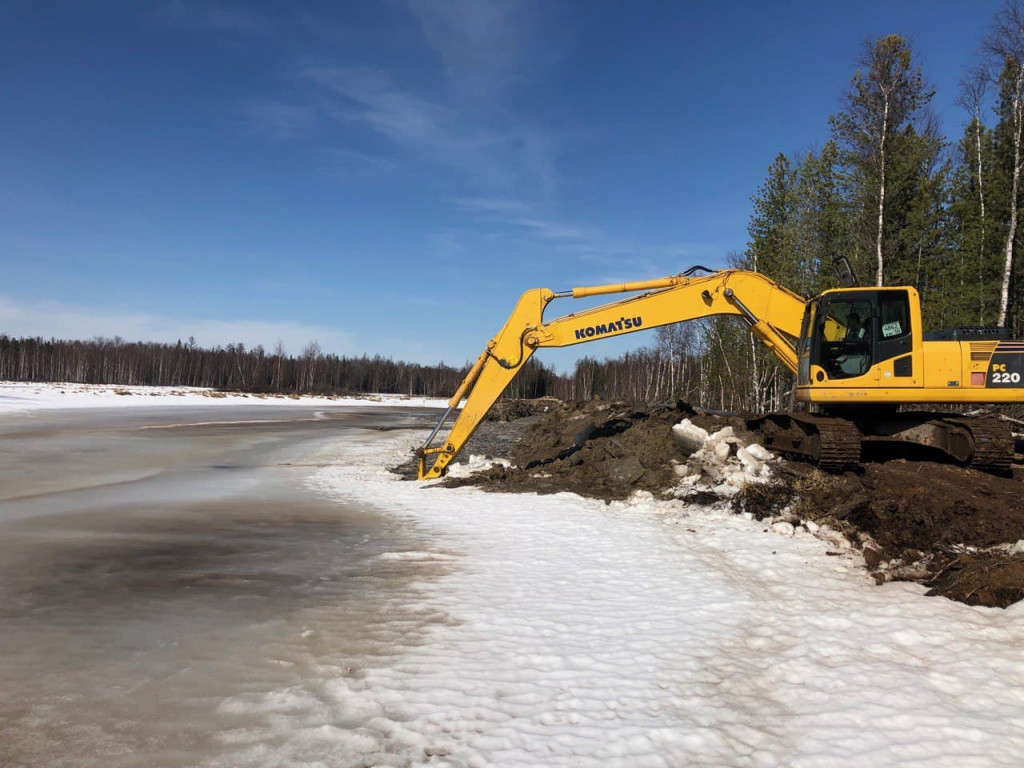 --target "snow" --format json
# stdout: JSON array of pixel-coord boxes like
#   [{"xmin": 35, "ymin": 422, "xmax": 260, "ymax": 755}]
[
  {"xmin": 201, "ymin": 431, "xmax": 1024, "ymax": 768},
  {"xmin": 0, "ymin": 381, "xmax": 446, "ymax": 413}
]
